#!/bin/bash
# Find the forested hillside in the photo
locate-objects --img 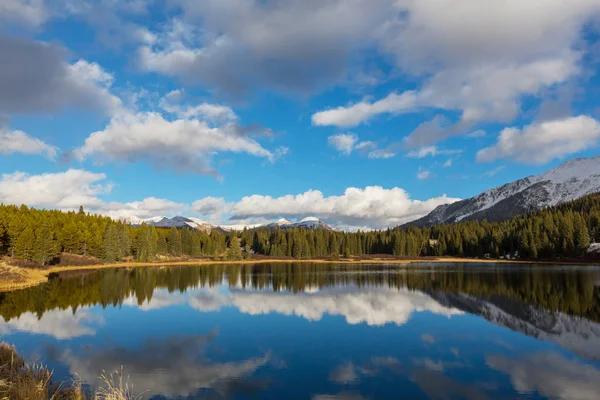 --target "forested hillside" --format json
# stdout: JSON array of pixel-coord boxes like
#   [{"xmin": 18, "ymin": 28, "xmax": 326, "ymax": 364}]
[{"xmin": 1, "ymin": 193, "xmax": 599, "ymax": 265}]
